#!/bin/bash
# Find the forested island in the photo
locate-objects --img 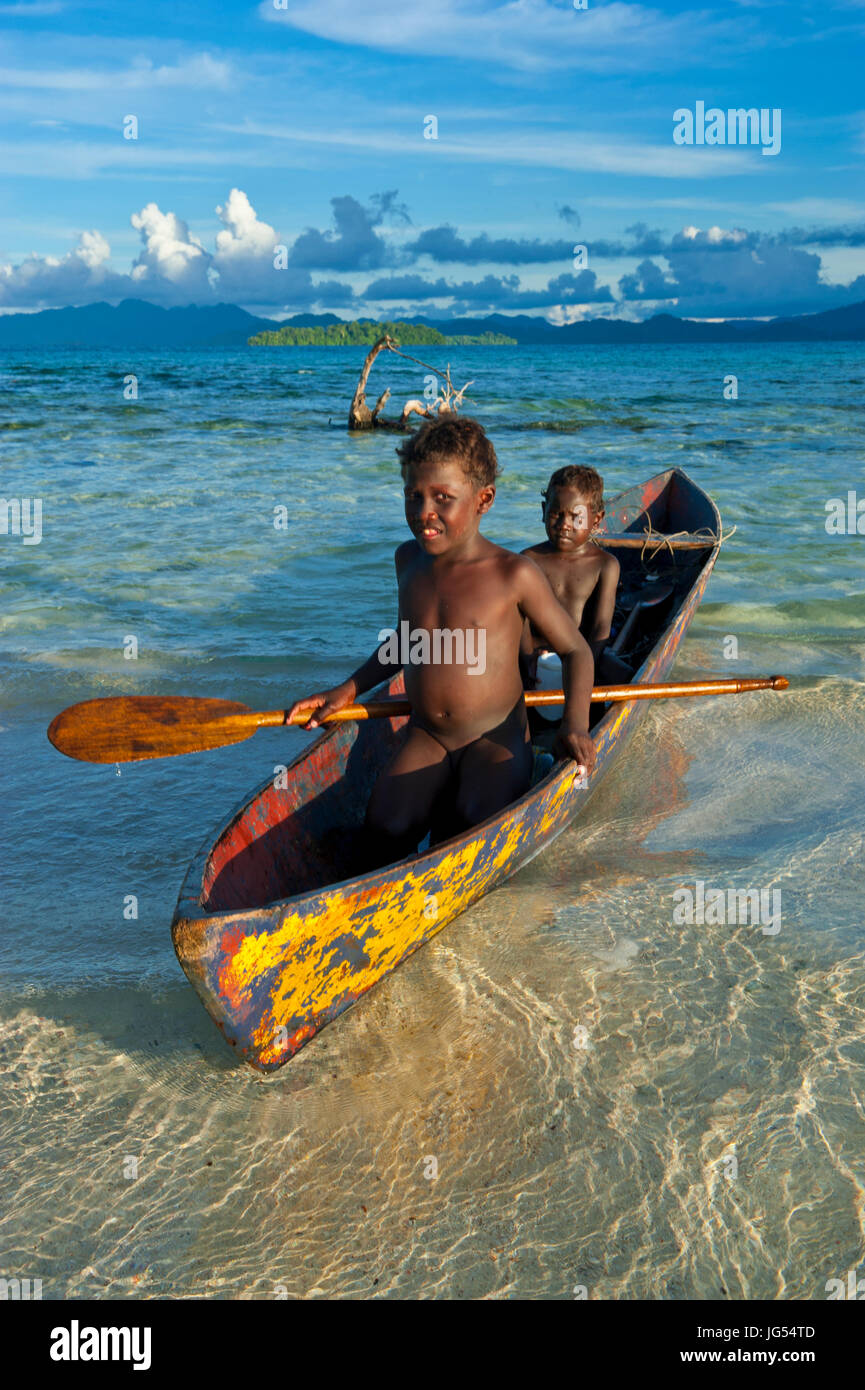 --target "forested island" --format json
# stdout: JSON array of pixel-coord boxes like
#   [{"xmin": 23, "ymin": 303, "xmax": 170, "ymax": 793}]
[
  {"xmin": 2, "ymin": 299, "xmax": 863, "ymax": 349},
  {"xmin": 247, "ymin": 319, "xmax": 516, "ymax": 347}
]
